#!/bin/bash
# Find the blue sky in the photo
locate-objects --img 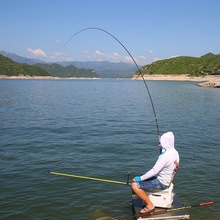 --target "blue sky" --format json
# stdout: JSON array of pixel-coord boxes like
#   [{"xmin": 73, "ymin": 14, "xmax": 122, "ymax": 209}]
[{"xmin": 1, "ymin": 0, "xmax": 220, "ymax": 65}]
